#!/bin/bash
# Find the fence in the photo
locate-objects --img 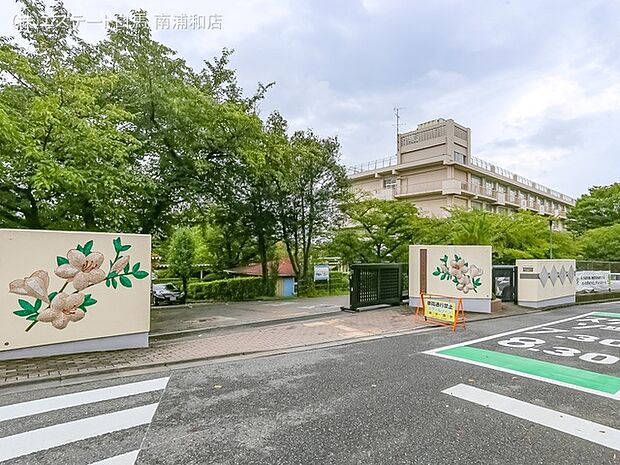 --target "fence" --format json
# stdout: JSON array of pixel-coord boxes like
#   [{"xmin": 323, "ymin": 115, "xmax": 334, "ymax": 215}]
[
  {"xmin": 344, "ymin": 263, "xmax": 408, "ymax": 311},
  {"xmin": 576, "ymin": 261, "xmax": 620, "ymax": 273}
]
